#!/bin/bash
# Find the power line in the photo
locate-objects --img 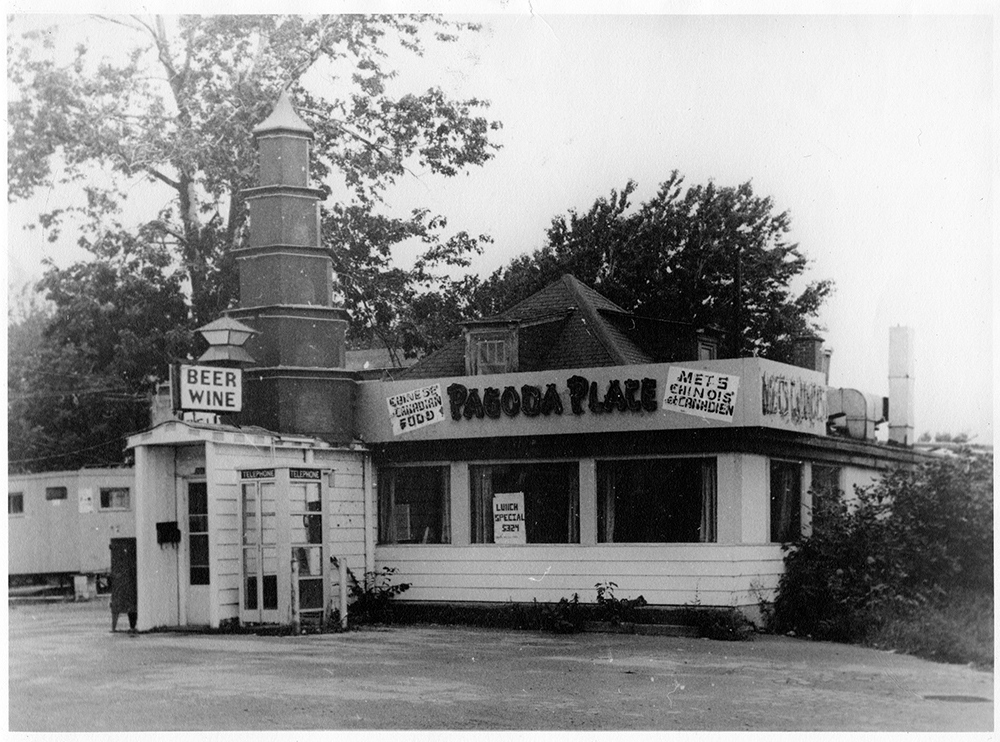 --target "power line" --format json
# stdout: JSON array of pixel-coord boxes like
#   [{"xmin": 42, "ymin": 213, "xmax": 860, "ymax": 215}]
[{"xmin": 8, "ymin": 435, "xmax": 131, "ymax": 465}]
